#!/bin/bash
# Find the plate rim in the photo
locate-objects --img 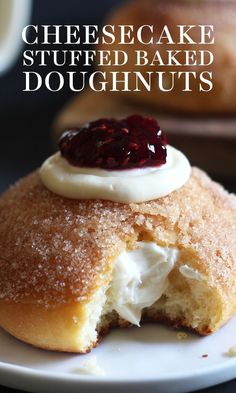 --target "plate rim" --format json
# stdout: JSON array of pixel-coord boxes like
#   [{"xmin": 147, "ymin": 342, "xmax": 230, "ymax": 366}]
[{"xmin": 1, "ymin": 354, "xmax": 236, "ymax": 384}]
